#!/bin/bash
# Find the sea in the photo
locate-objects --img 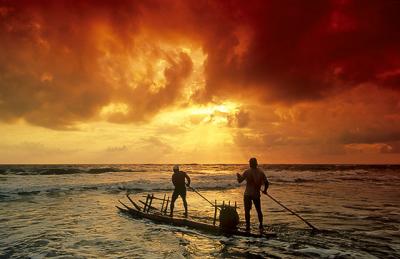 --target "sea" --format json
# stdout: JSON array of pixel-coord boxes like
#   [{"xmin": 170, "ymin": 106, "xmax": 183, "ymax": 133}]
[{"xmin": 0, "ymin": 164, "xmax": 399, "ymax": 258}]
